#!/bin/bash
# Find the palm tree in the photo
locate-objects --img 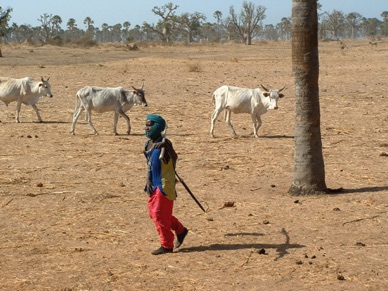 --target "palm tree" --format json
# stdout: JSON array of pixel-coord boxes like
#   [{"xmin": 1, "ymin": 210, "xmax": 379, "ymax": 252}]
[
  {"xmin": 83, "ymin": 16, "xmax": 95, "ymax": 36},
  {"xmin": 289, "ymin": 0, "xmax": 327, "ymax": 195}
]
